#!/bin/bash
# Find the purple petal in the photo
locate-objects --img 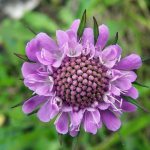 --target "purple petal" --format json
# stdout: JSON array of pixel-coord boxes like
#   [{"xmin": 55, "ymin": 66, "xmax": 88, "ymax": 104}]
[
  {"xmin": 55, "ymin": 112, "xmax": 69, "ymax": 134},
  {"xmin": 121, "ymin": 100, "xmax": 137, "ymax": 112},
  {"xmin": 83, "ymin": 112, "xmax": 97, "ymax": 134},
  {"xmin": 56, "ymin": 30, "xmax": 69, "ymax": 47},
  {"xmin": 91, "ymin": 110, "xmax": 101, "ymax": 126},
  {"xmin": 24, "ymin": 74, "xmax": 44, "ymax": 90},
  {"xmin": 82, "ymin": 28, "xmax": 94, "ymax": 45},
  {"xmin": 103, "ymin": 60, "xmax": 117, "ymax": 68},
  {"xmin": 22, "ymin": 95, "xmax": 47, "ymax": 114},
  {"xmin": 102, "ymin": 44, "xmax": 122, "ymax": 62},
  {"xmin": 66, "ymin": 43, "xmax": 82, "ymax": 57},
  {"xmin": 115, "ymin": 54, "xmax": 142, "ymax": 70},
  {"xmin": 101, "ymin": 44, "xmax": 122, "ymax": 68},
  {"xmin": 70, "ymin": 126, "xmax": 79, "ymax": 137},
  {"xmin": 66, "ymin": 30, "xmax": 77, "ymax": 40},
  {"xmin": 36, "ymin": 49, "xmax": 54, "ymax": 65},
  {"xmin": 83, "ymin": 110, "xmax": 101, "ymax": 134},
  {"xmin": 125, "ymin": 87, "xmax": 139, "ymax": 99},
  {"xmin": 110, "ymin": 85, "xmax": 121, "ymax": 96},
  {"xmin": 34, "ymin": 84, "xmax": 54, "ymax": 96},
  {"xmin": 124, "ymin": 71, "xmax": 137, "ymax": 82},
  {"xmin": 24, "ymin": 74, "xmax": 54, "ymax": 96},
  {"xmin": 96, "ymin": 24, "xmax": 109, "ymax": 49},
  {"xmin": 86, "ymin": 108, "xmax": 97, "ymax": 112},
  {"xmin": 21, "ymin": 62, "xmax": 40, "ymax": 78},
  {"xmin": 89, "ymin": 44, "xmax": 96, "ymax": 59},
  {"xmin": 36, "ymin": 33, "xmax": 57, "ymax": 50},
  {"xmin": 52, "ymin": 59, "xmax": 63, "ymax": 68},
  {"xmin": 114, "ymin": 78, "xmax": 132, "ymax": 91},
  {"xmin": 26, "ymin": 38, "xmax": 39, "ymax": 62},
  {"xmin": 98, "ymin": 102, "xmax": 110, "ymax": 110},
  {"xmin": 70, "ymin": 19, "xmax": 80, "ymax": 34},
  {"xmin": 26, "ymin": 33, "xmax": 57, "ymax": 61},
  {"xmin": 36, "ymin": 48, "xmax": 64, "ymax": 68},
  {"xmin": 101, "ymin": 110, "xmax": 121, "ymax": 131},
  {"xmin": 37, "ymin": 98, "xmax": 59, "ymax": 122},
  {"xmin": 111, "ymin": 69, "xmax": 122, "ymax": 77},
  {"xmin": 47, "ymin": 65, "xmax": 53, "ymax": 73},
  {"xmin": 62, "ymin": 106, "xmax": 72, "ymax": 112},
  {"xmin": 70, "ymin": 110, "xmax": 84, "ymax": 126}
]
